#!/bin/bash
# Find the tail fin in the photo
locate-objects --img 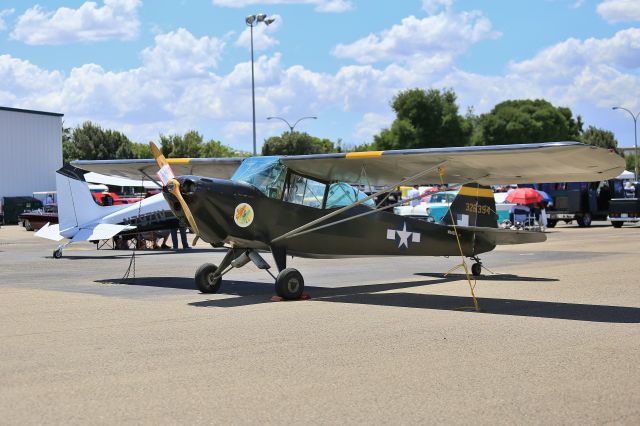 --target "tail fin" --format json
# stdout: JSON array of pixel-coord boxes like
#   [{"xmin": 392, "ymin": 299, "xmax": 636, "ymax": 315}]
[
  {"xmin": 440, "ymin": 183, "xmax": 498, "ymax": 228},
  {"xmin": 56, "ymin": 165, "xmax": 128, "ymax": 235}
]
